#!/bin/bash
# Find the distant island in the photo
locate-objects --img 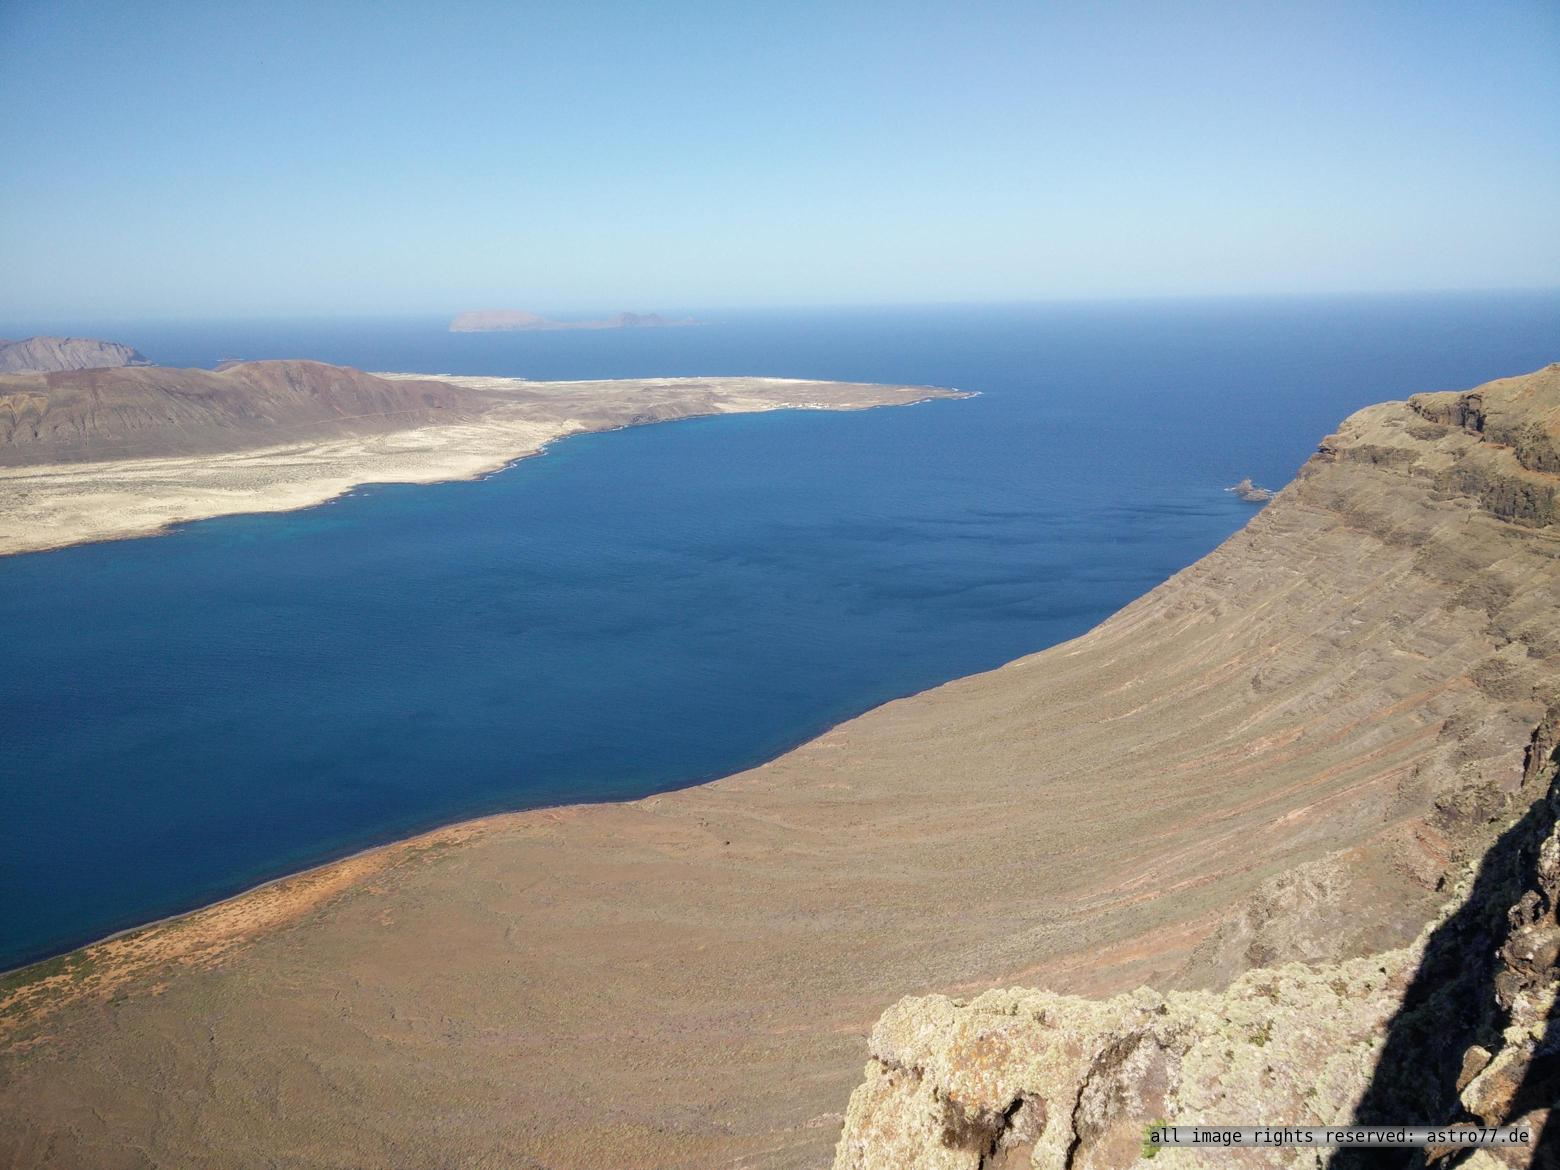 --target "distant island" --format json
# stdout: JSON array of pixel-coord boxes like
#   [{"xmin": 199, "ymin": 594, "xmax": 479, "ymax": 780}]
[
  {"xmin": 0, "ymin": 358, "xmax": 958, "ymax": 555},
  {"xmin": 449, "ymin": 309, "xmax": 701, "ymax": 333},
  {"xmin": 0, "ymin": 335, "xmax": 151, "ymax": 374}
]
